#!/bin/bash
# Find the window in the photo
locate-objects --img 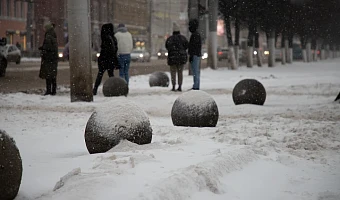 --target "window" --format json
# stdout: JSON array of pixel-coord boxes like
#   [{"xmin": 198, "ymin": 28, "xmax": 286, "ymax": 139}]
[
  {"xmin": 0, "ymin": 0, "xmax": 2, "ymax": 16},
  {"xmin": 21, "ymin": 2, "xmax": 23, "ymax": 18},
  {"xmin": 14, "ymin": 0, "xmax": 16, "ymax": 17},
  {"xmin": 7, "ymin": 0, "xmax": 10, "ymax": 16}
]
